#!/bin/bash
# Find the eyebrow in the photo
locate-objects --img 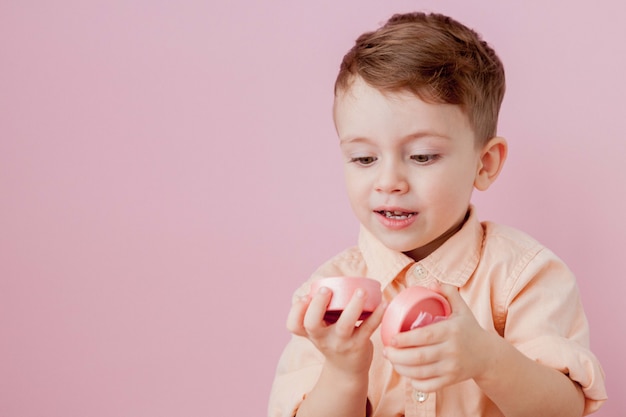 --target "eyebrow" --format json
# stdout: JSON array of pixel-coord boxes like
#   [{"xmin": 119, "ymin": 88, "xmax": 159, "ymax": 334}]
[
  {"xmin": 339, "ymin": 136, "xmax": 369, "ymax": 145},
  {"xmin": 339, "ymin": 131, "xmax": 451, "ymax": 144}
]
